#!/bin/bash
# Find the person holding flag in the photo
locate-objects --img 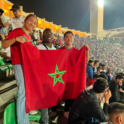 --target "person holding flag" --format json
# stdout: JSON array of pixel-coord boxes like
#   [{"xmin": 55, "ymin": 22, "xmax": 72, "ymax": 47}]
[
  {"xmin": 49, "ymin": 31, "xmax": 90, "ymax": 121},
  {"xmin": 2, "ymin": 14, "xmax": 38, "ymax": 124},
  {"xmin": 37, "ymin": 28, "xmax": 56, "ymax": 124}
]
